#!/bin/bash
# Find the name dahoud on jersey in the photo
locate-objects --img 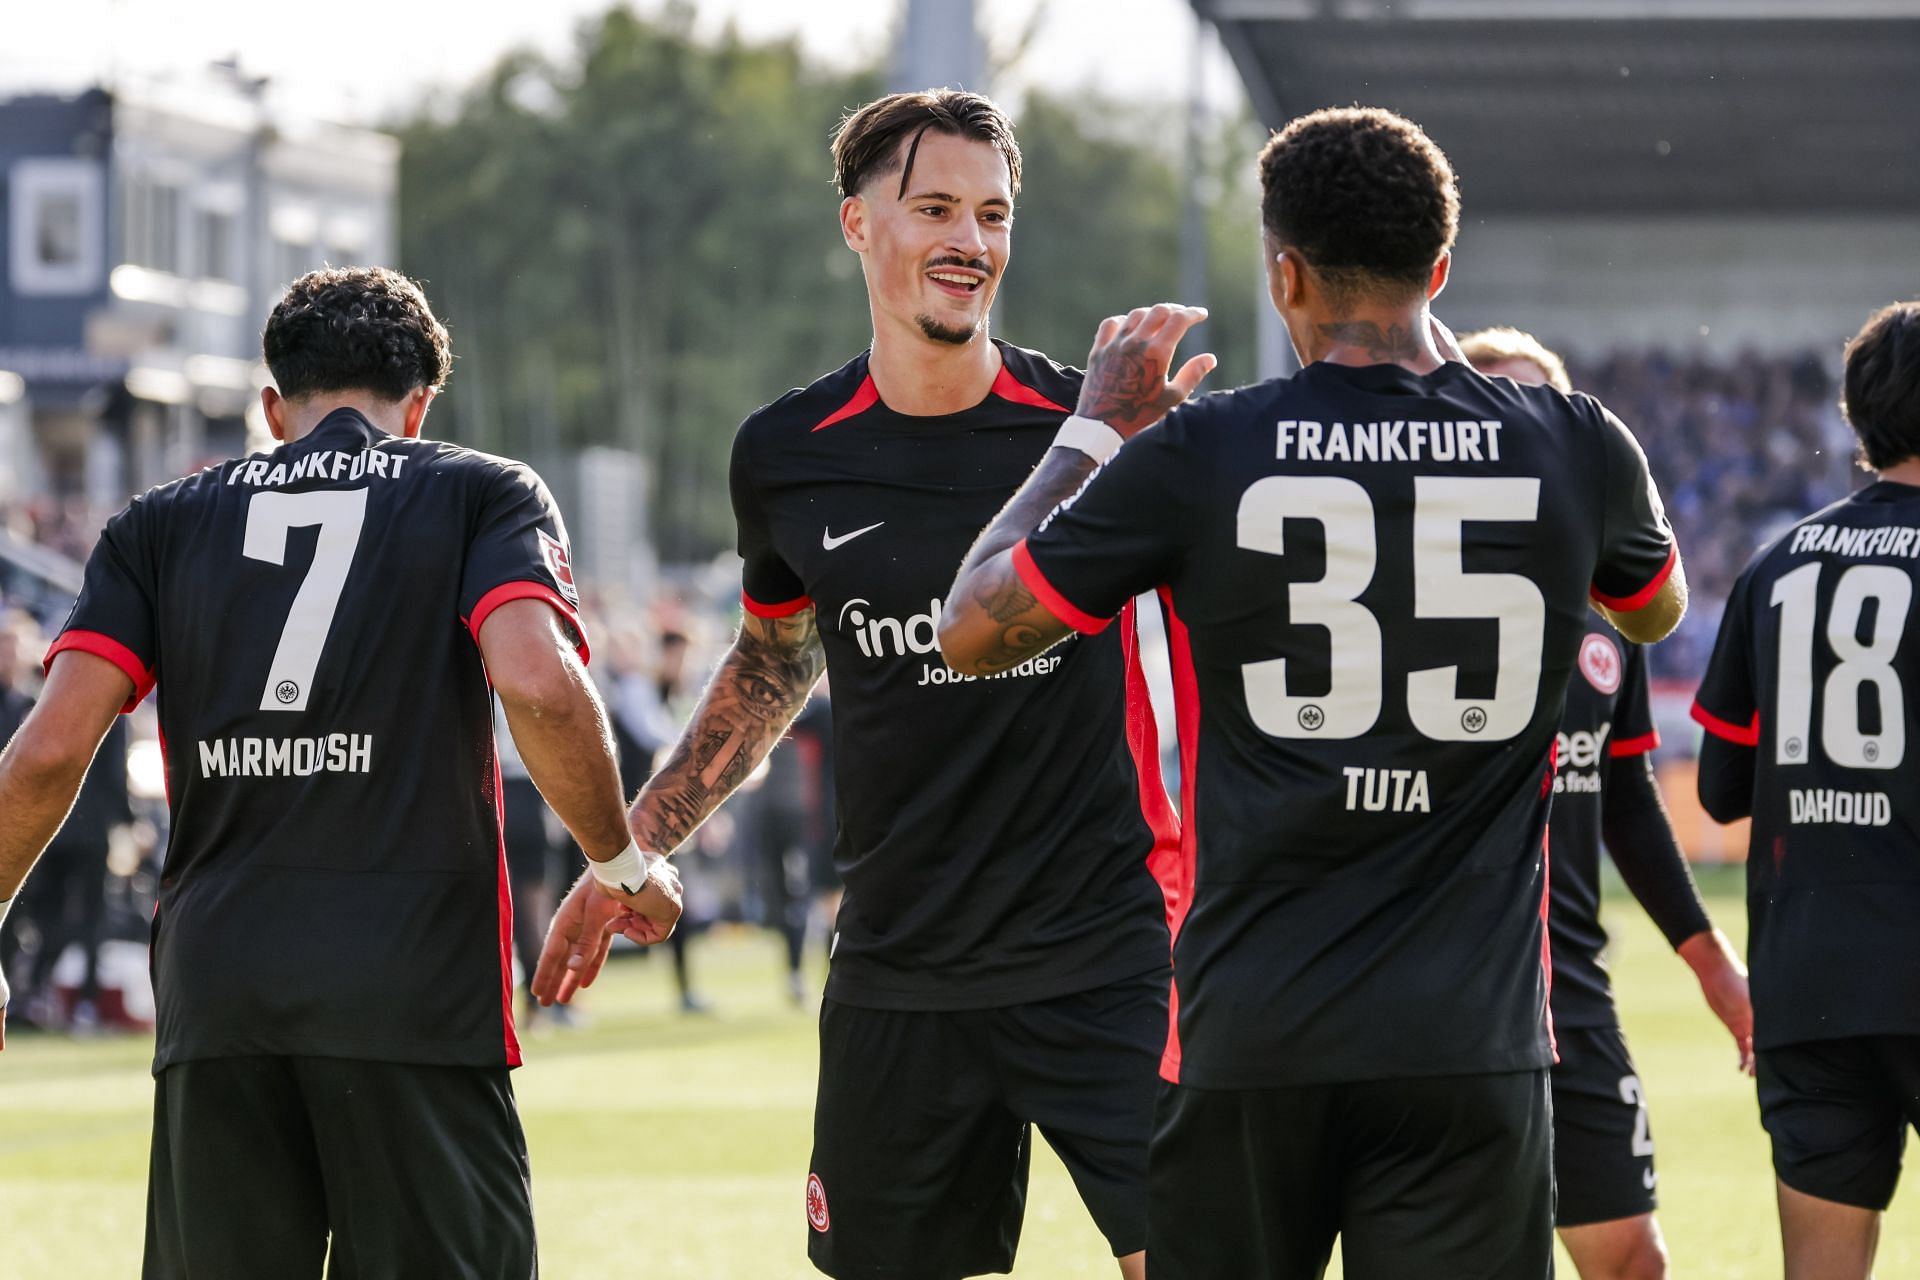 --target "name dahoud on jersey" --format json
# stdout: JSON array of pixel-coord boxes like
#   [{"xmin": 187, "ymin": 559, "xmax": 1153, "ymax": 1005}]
[
  {"xmin": 225, "ymin": 449, "xmax": 409, "ymax": 489},
  {"xmin": 198, "ymin": 734, "xmax": 374, "ymax": 778},
  {"xmin": 1788, "ymin": 522, "xmax": 1920, "ymax": 559}
]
